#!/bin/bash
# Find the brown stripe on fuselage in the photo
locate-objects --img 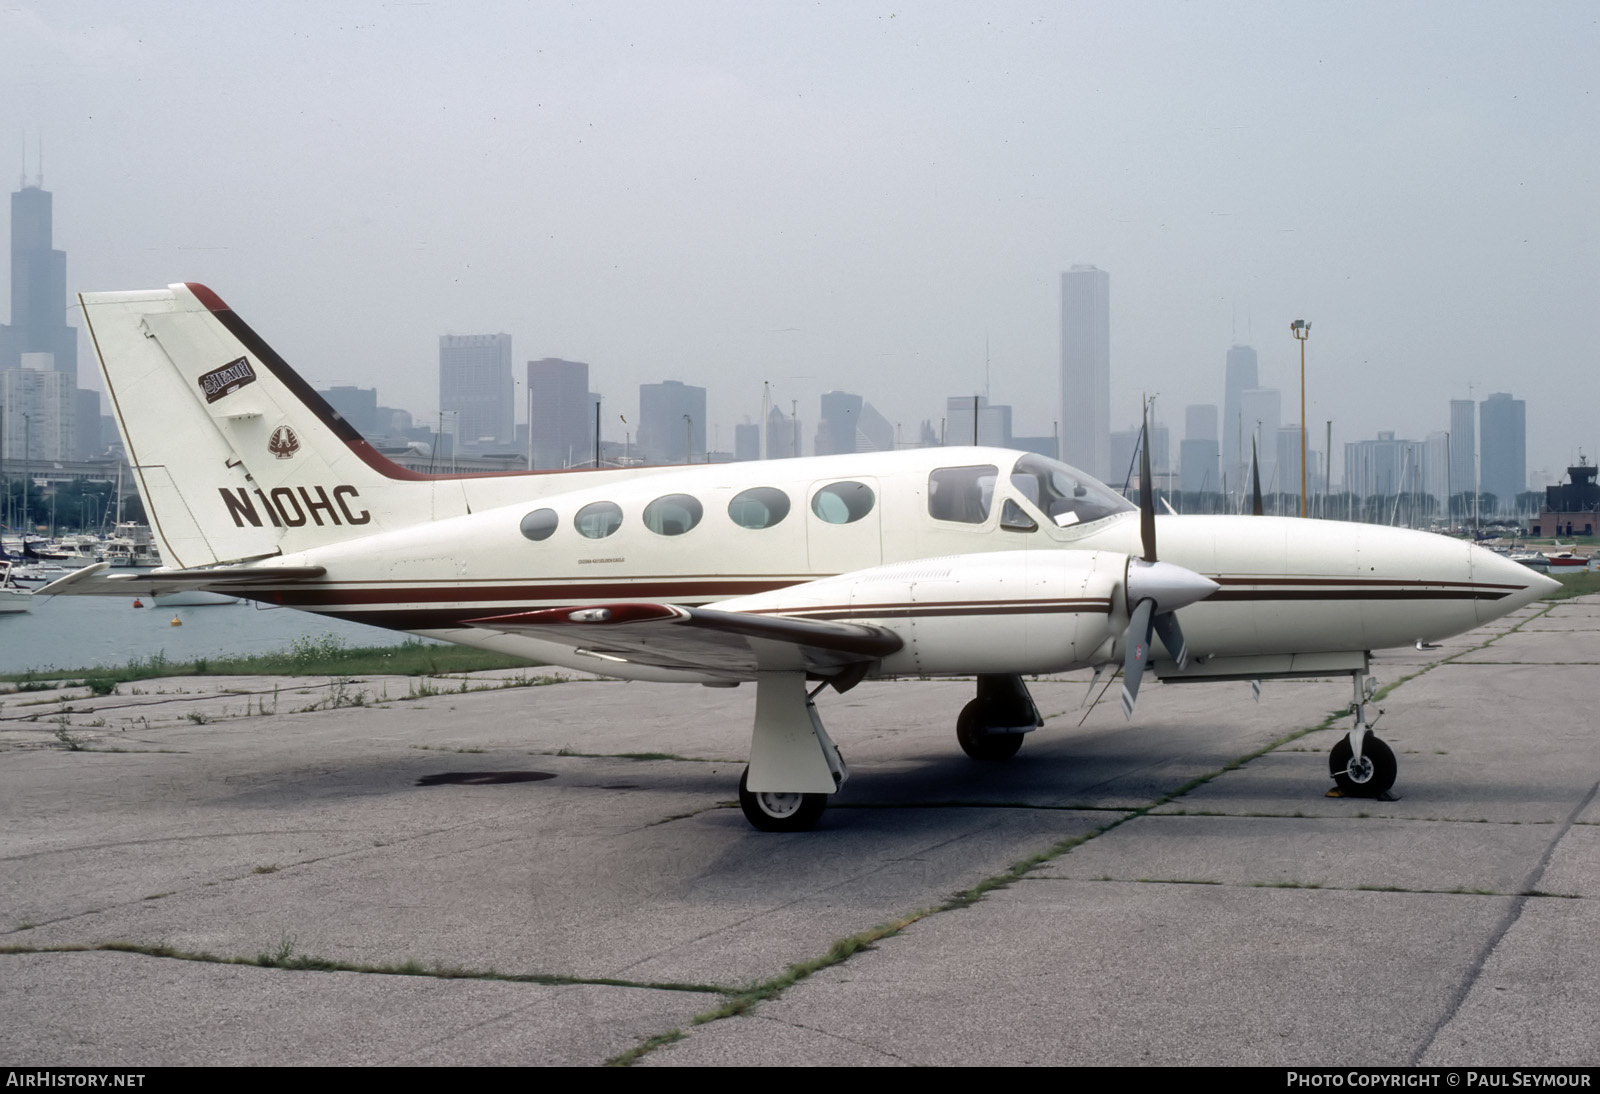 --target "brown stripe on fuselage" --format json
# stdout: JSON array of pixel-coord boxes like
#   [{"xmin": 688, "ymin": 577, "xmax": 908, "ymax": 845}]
[{"xmin": 1210, "ymin": 576, "xmax": 1525, "ymax": 591}]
